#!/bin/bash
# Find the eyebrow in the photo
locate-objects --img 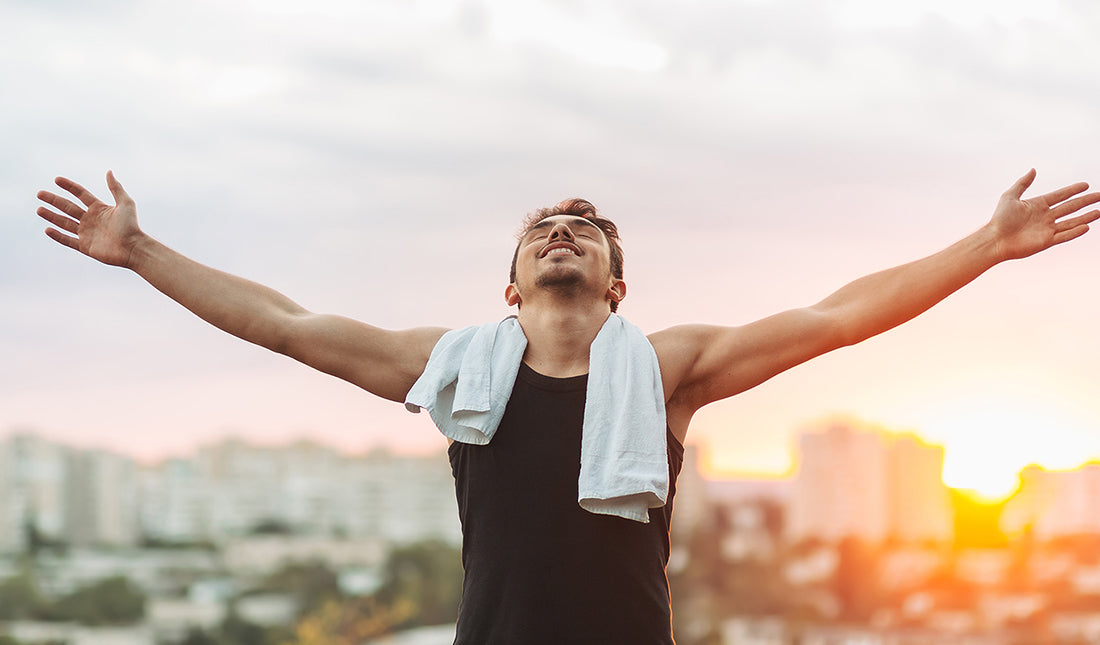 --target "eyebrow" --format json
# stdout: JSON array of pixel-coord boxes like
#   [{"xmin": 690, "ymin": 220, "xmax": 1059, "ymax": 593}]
[{"xmin": 525, "ymin": 217, "xmax": 602, "ymax": 237}]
